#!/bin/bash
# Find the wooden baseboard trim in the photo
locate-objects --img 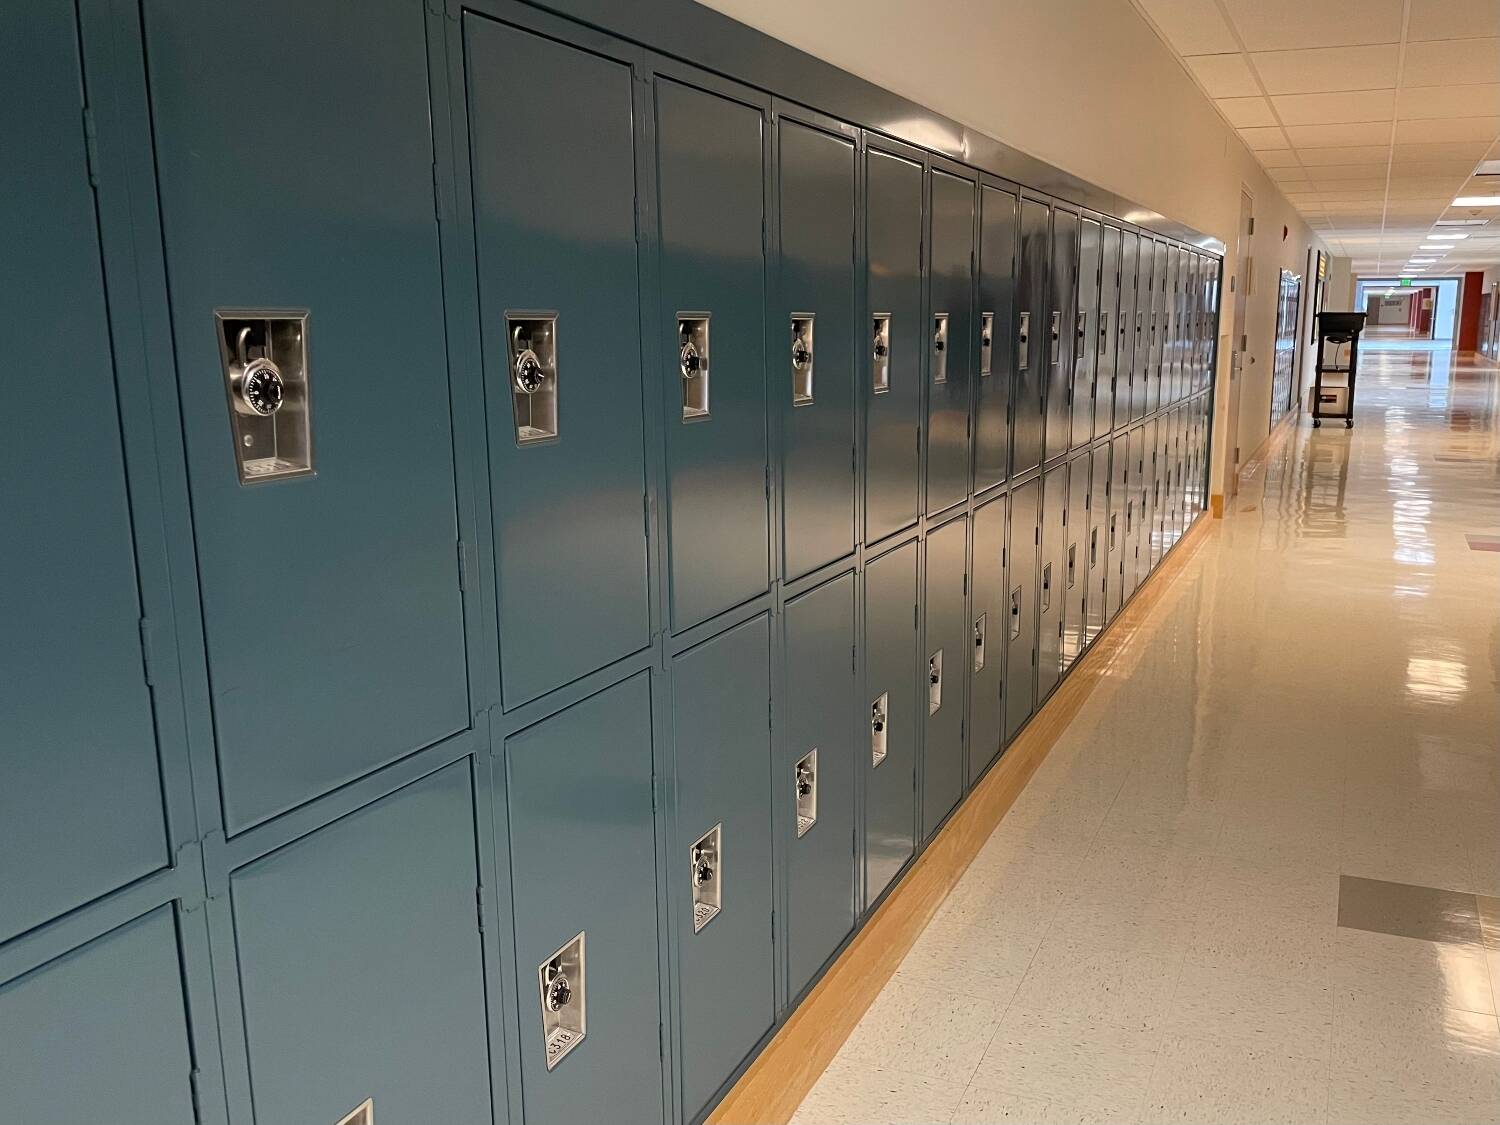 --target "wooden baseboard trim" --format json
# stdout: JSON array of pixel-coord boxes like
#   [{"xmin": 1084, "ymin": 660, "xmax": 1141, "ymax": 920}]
[
  {"xmin": 1210, "ymin": 492, "xmax": 1225, "ymax": 519},
  {"xmin": 707, "ymin": 514, "xmax": 1219, "ymax": 1125}
]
